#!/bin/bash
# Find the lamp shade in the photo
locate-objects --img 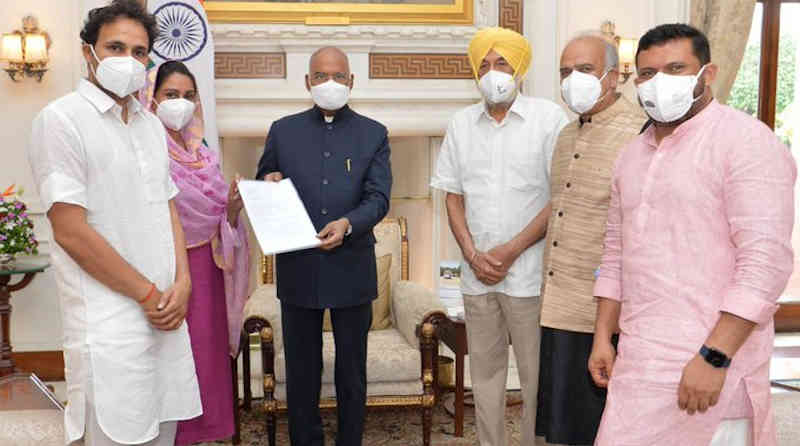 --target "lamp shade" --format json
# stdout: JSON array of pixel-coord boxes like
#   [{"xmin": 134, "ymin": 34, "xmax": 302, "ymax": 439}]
[
  {"xmin": 1, "ymin": 33, "xmax": 24, "ymax": 62},
  {"xmin": 23, "ymin": 33, "xmax": 48, "ymax": 63},
  {"xmin": 619, "ymin": 38, "xmax": 637, "ymax": 67}
]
